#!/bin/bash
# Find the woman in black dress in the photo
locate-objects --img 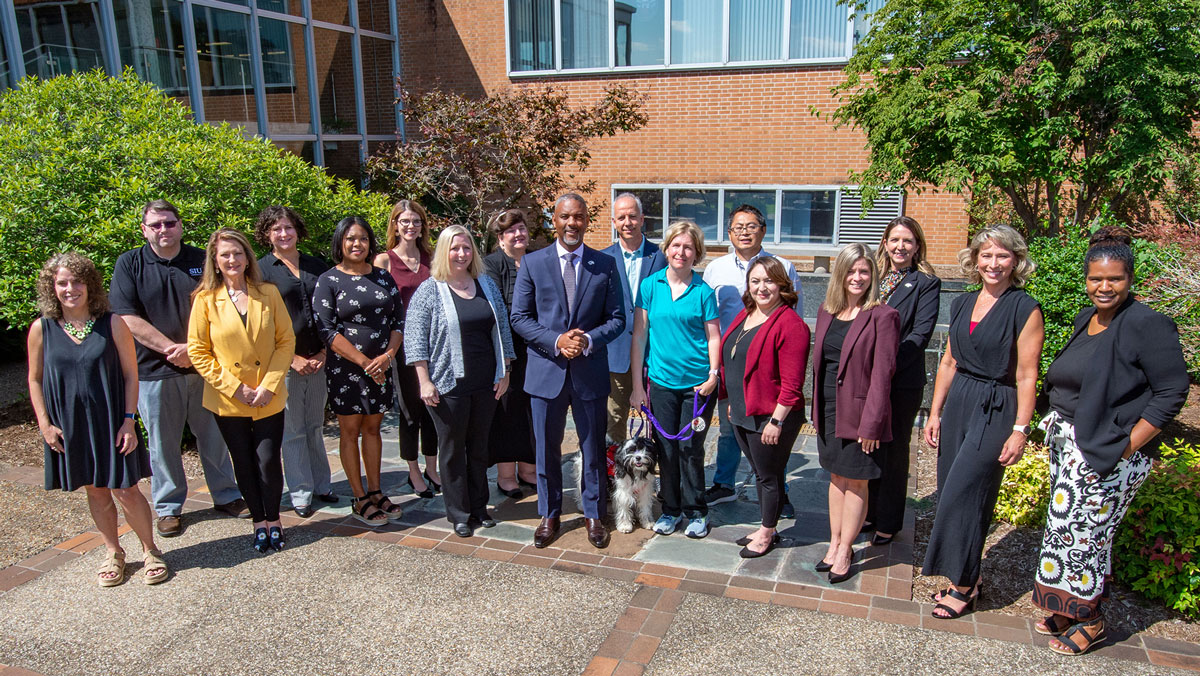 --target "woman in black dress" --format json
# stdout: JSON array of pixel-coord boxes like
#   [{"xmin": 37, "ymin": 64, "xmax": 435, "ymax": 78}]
[
  {"xmin": 865, "ymin": 217, "xmax": 942, "ymax": 545},
  {"xmin": 1032, "ymin": 228, "xmax": 1188, "ymax": 654},
  {"xmin": 313, "ymin": 217, "xmax": 405, "ymax": 527},
  {"xmin": 28, "ymin": 253, "xmax": 165, "ymax": 586},
  {"xmin": 923, "ymin": 224, "xmax": 1044, "ymax": 619},
  {"xmin": 811, "ymin": 244, "xmax": 899, "ymax": 584},
  {"xmin": 483, "ymin": 209, "xmax": 538, "ymax": 498}
]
